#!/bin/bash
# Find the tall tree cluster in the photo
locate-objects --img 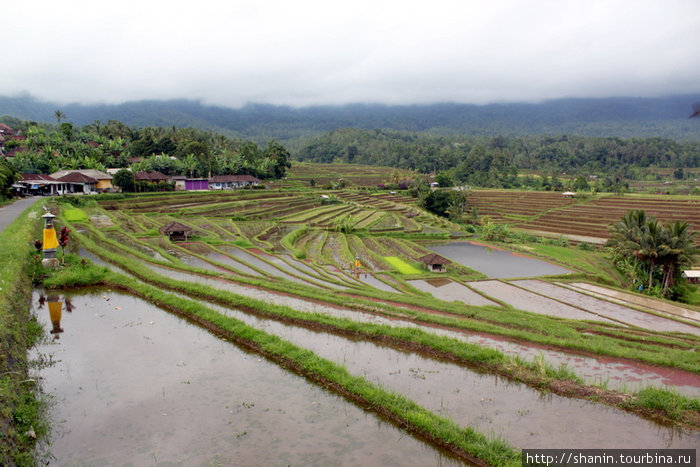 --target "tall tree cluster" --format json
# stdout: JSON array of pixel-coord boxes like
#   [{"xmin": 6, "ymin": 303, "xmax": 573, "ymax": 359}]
[{"xmin": 607, "ymin": 210, "xmax": 698, "ymax": 299}]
